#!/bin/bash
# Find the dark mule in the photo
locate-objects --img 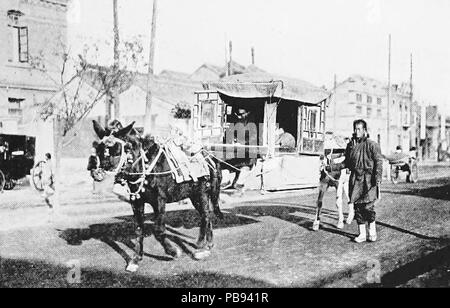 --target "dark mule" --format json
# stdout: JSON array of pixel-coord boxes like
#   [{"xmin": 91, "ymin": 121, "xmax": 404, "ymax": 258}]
[{"xmin": 91, "ymin": 120, "xmax": 223, "ymax": 272}]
